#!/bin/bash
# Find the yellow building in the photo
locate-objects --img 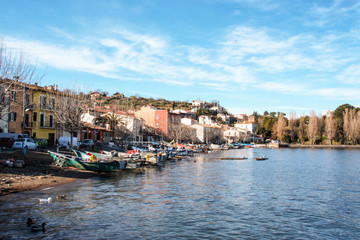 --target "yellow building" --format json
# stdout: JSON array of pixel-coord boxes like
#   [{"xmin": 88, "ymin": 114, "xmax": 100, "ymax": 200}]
[{"xmin": 31, "ymin": 84, "xmax": 58, "ymax": 145}]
